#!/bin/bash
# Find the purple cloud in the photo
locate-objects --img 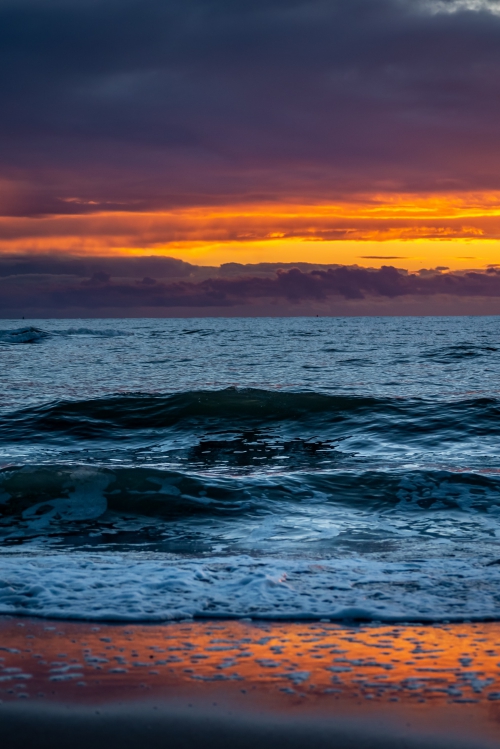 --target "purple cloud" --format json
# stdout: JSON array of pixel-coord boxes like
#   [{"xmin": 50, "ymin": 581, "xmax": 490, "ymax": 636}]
[
  {"xmin": 2, "ymin": 257, "xmax": 500, "ymax": 314},
  {"xmin": 1, "ymin": 0, "xmax": 500, "ymax": 217}
]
